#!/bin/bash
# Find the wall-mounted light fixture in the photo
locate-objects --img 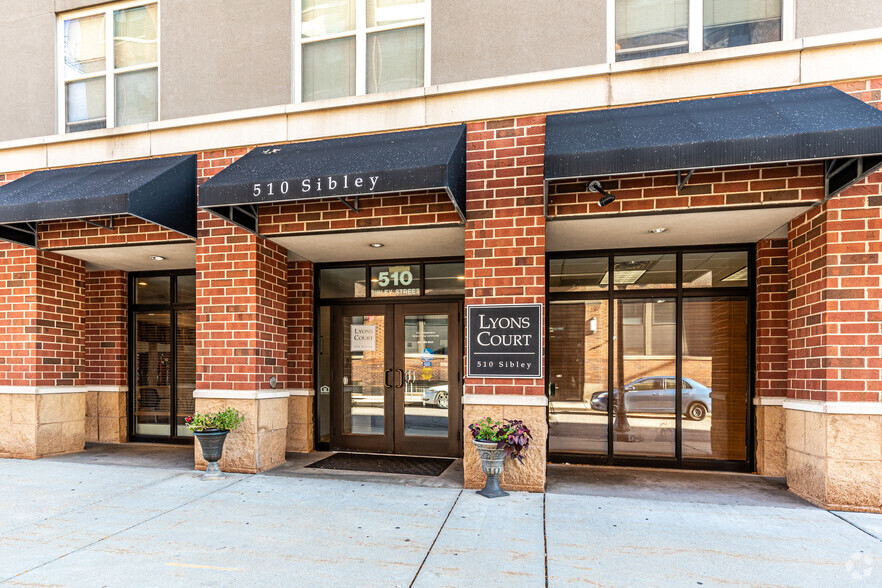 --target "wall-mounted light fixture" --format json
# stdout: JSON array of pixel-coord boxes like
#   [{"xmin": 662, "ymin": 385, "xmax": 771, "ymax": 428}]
[
  {"xmin": 588, "ymin": 316, "xmax": 598, "ymax": 334},
  {"xmin": 588, "ymin": 180, "xmax": 615, "ymax": 207}
]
